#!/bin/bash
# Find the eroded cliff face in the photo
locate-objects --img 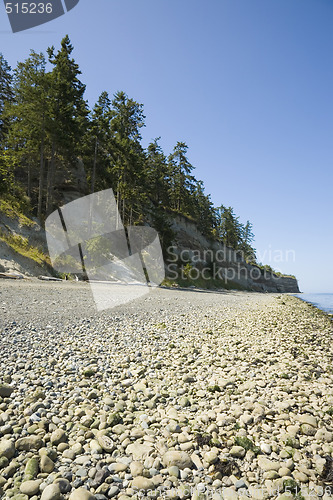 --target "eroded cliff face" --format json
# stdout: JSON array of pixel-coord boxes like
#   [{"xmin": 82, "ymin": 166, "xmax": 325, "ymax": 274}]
[{"xmin": 168, "ymin": 214, "xmax": 300, "ymax": 293}]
